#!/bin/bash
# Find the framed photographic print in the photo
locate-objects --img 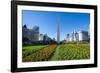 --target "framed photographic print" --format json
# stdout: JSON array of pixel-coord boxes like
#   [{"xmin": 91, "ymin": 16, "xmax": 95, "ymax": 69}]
[{"xmin": 11, "ymin": 1, "xmax": 97, "ymax": 72}]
